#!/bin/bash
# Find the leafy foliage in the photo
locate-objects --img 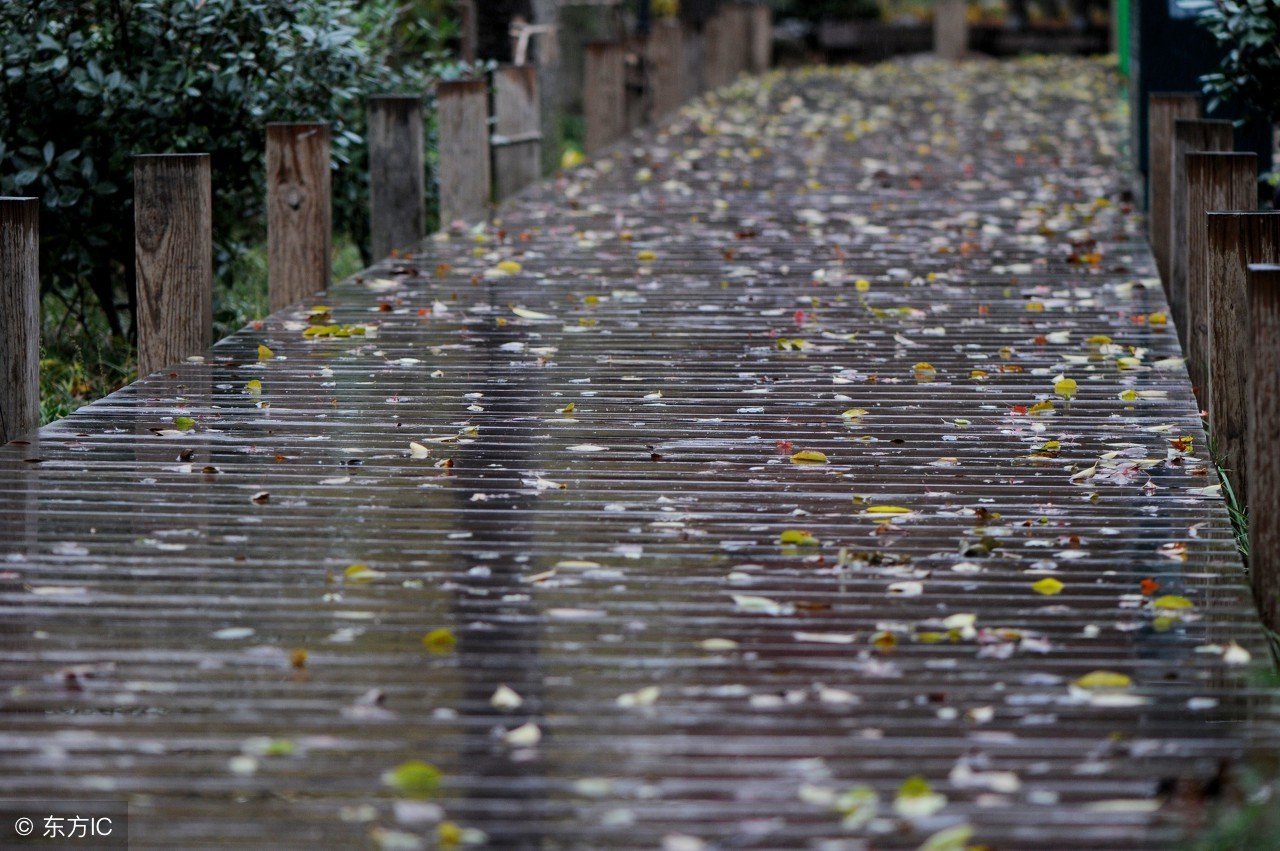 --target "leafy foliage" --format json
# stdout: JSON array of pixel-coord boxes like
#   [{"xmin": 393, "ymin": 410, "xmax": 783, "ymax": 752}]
[
  {"xmin": 0, "ymin": 0, "xmax": 461, "ymax": 345},
  {"xmin": 1198, "ymin": 0, "xmax": 1280, "ymax": 121}
]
